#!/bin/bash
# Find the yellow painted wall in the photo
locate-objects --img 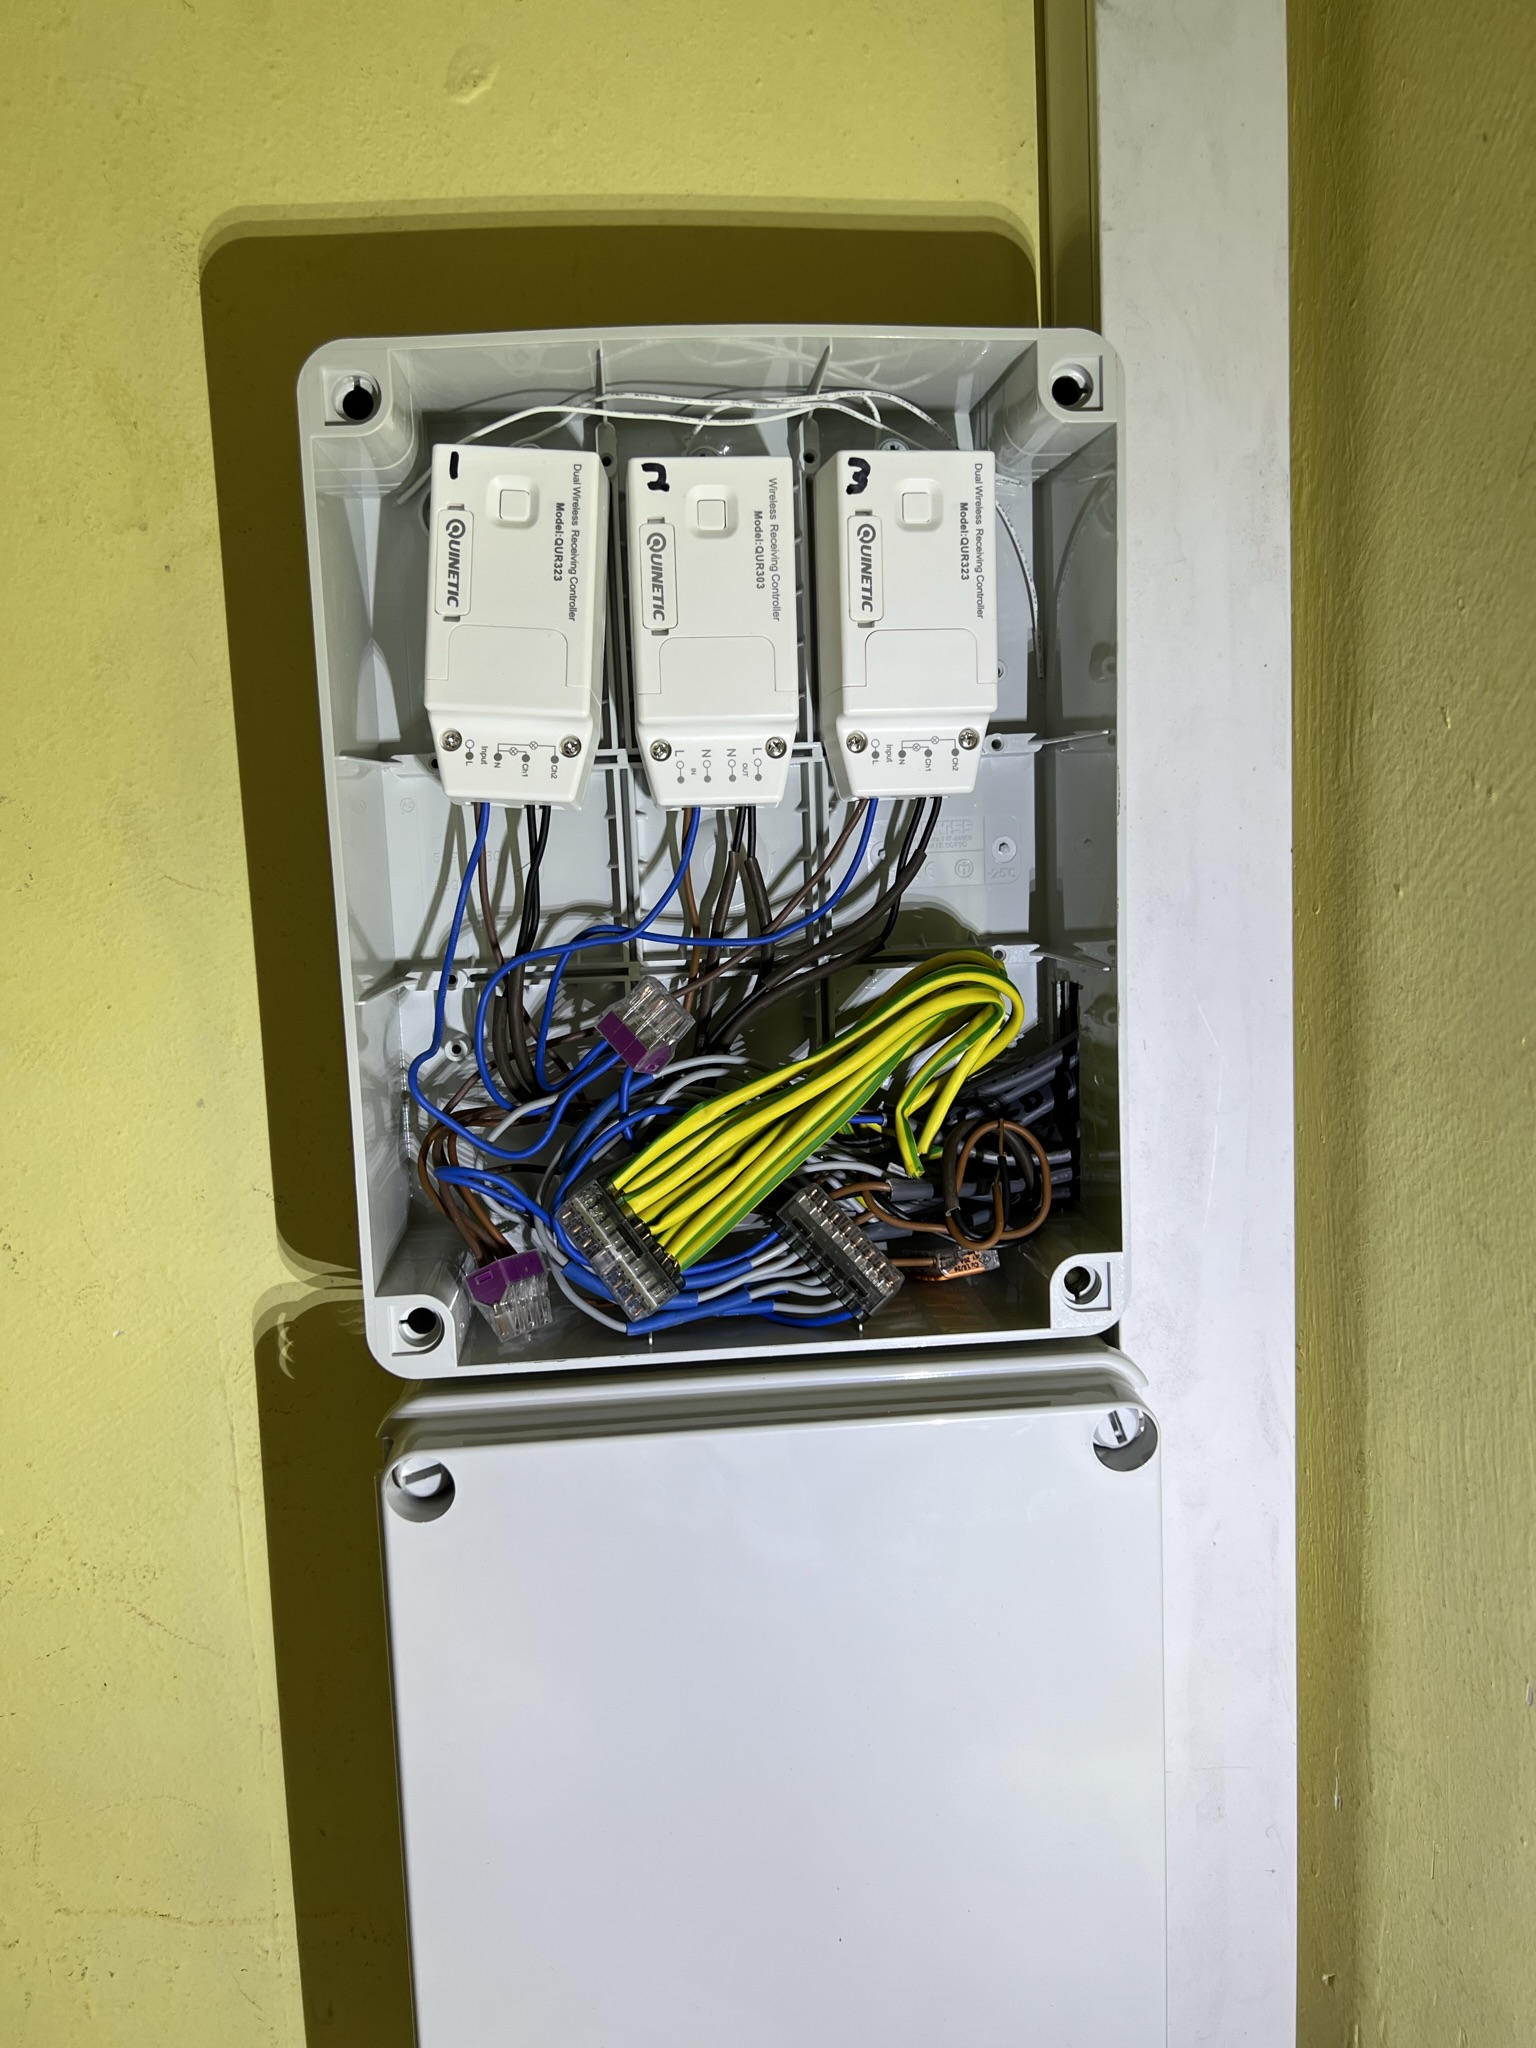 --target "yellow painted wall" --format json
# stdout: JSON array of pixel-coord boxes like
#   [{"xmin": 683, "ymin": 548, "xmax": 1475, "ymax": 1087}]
[
  {"xmin": 27, "ymin": 0, "xmax": 1536, "ymax": 2039},
  {"xmin": 0, "ymin": 7, "xmax": 1037, "ymax": 2043},
  {"xmin": 1292, "ymin": 0, "xmax": 1536, "ymax": 2039}
]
